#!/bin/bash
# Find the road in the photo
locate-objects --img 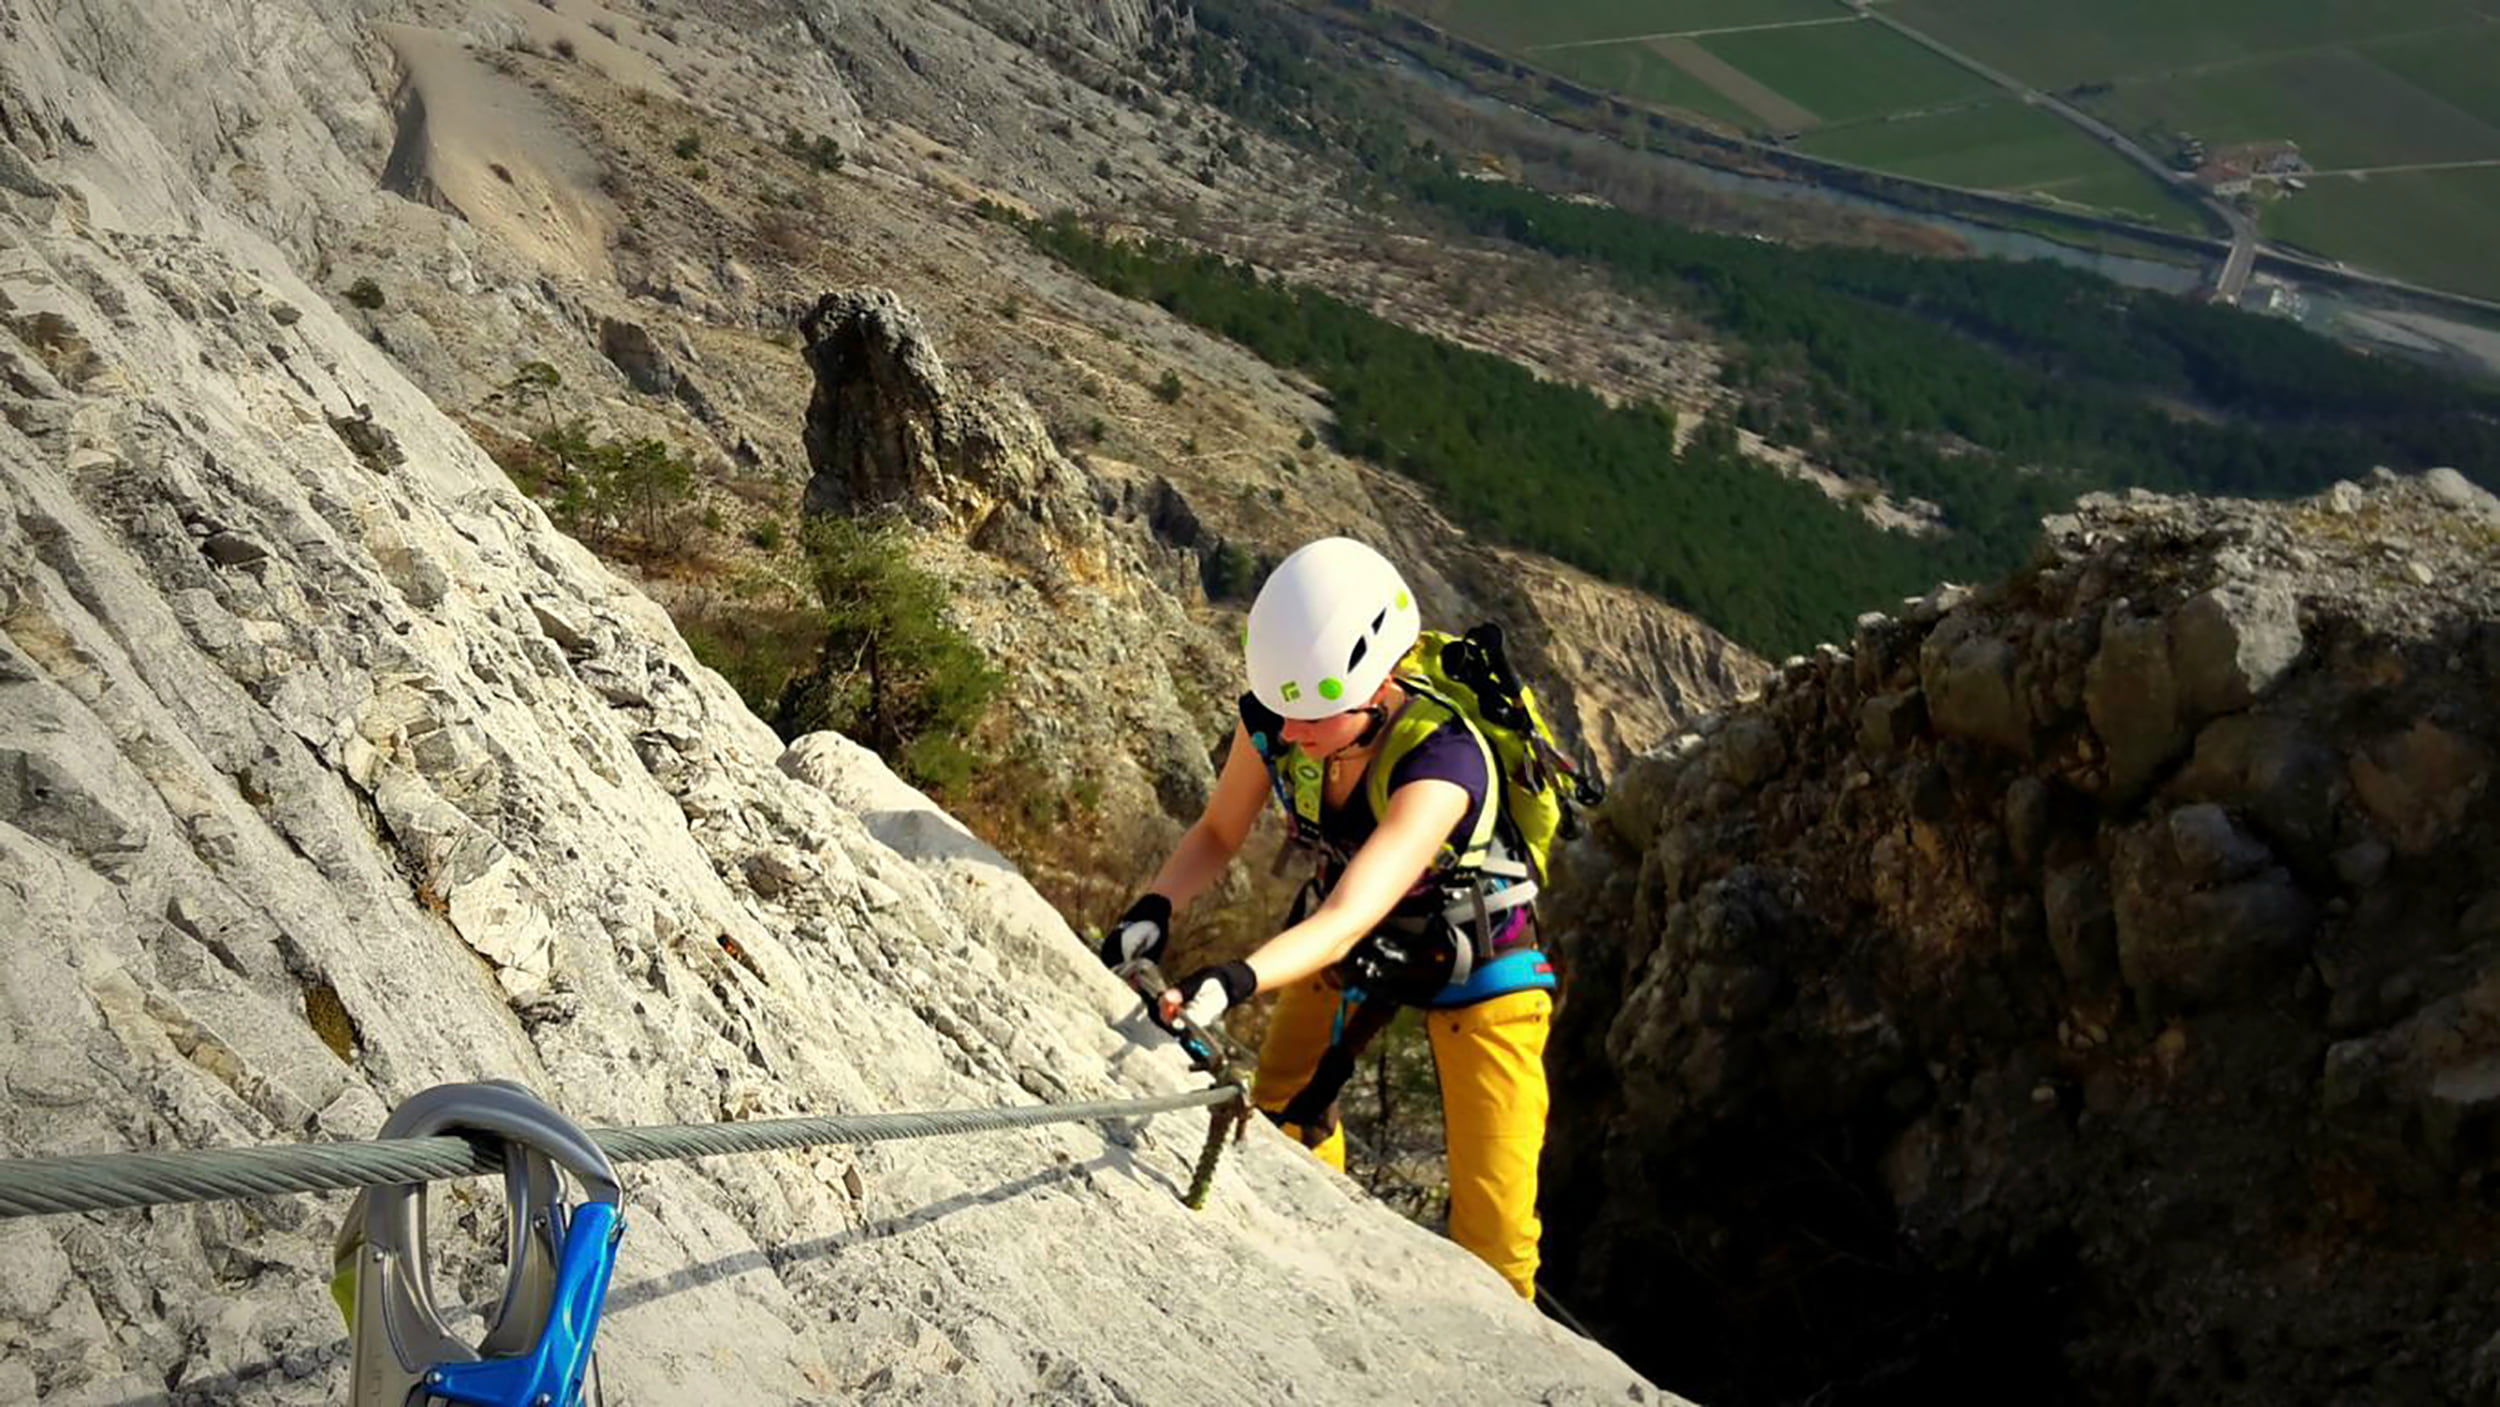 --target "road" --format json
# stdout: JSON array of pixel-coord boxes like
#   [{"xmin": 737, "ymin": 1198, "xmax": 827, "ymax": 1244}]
[{"xmin": 1841, "ymin": 1, "xmax": 2260, "ymax": 302}]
